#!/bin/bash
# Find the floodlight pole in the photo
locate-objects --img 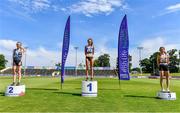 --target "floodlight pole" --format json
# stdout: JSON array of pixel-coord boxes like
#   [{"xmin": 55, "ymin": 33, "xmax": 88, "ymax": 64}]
[
  {"xmin": 24, "ymin": 47, "xmax": 28, "ymax": 76},
  {"xmin": 74, "ymin": 47, "xmax": 78, "ymax": 76},
  {"xmin": 137, "ymin": 47, "xmax": 143, "ymax": 75}
]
